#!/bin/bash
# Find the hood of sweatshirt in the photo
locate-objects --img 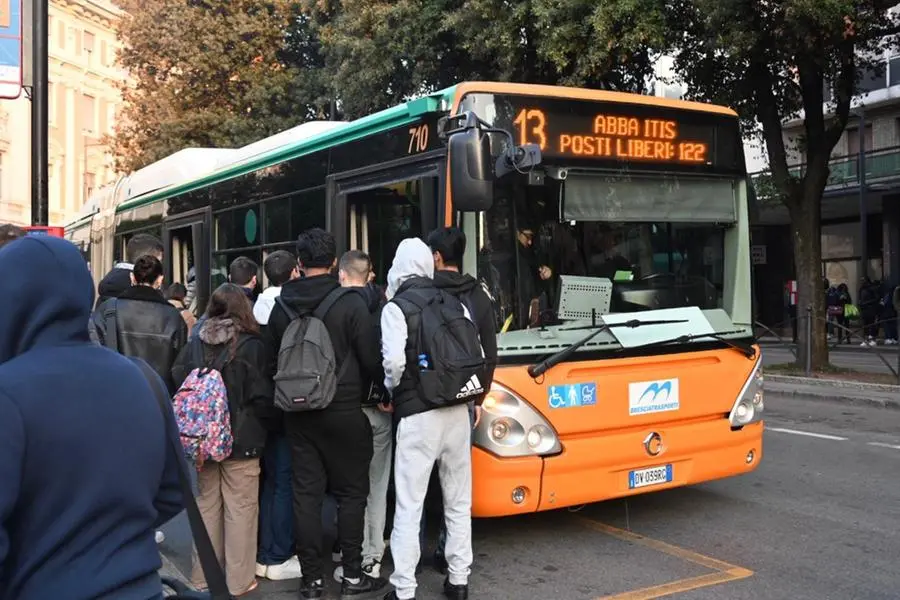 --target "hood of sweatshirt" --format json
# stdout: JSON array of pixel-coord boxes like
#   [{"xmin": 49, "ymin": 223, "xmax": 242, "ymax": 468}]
[
  {"xmin": 253, "ymin": 286, "xmax": 282, "ymax": 325},
  {"xmin": 386, "ymin": 238, "xmax": 434, "ymax": 300},
  {"xmin": 0, "ymin": 236, "xmax": 94, "ymax": 365}
]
